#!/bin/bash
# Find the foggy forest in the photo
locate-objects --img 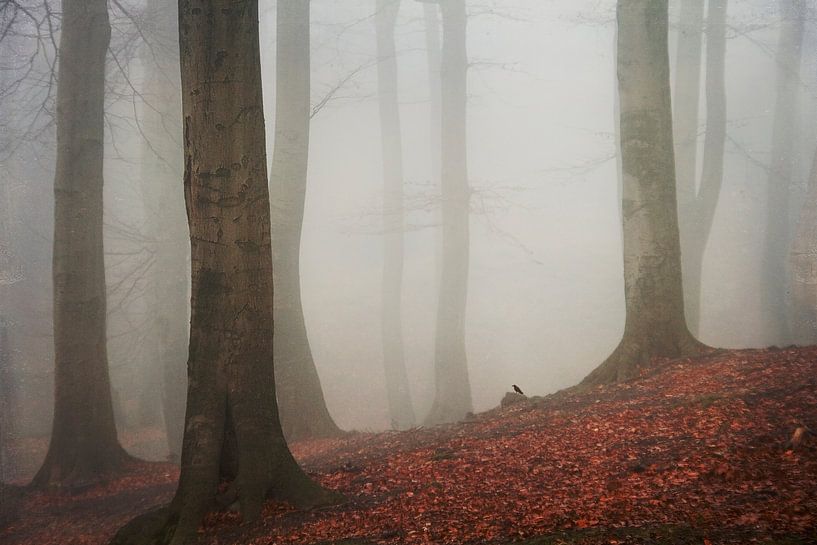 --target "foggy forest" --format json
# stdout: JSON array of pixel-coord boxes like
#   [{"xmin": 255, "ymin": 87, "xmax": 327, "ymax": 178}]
[{"xmin": 1, "ymin": 0, "xmax": 816, "ymax": 544}]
